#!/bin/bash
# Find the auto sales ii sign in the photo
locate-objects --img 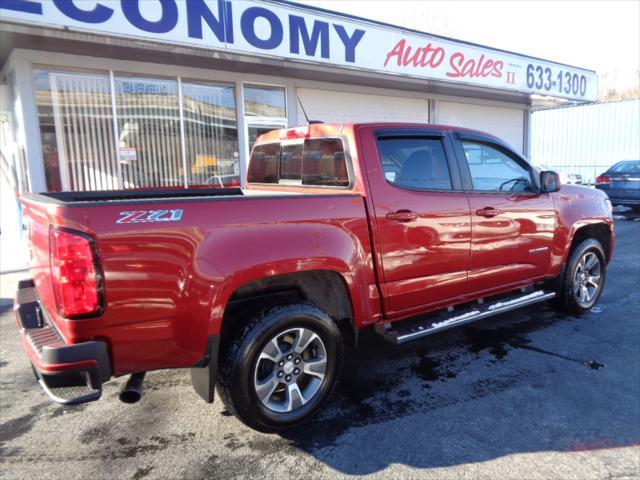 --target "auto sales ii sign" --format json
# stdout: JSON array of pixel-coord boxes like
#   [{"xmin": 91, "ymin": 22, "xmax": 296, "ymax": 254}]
[{"xmin": 0, "ymin": 0, "xmax": 597, "ymax": 101}]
